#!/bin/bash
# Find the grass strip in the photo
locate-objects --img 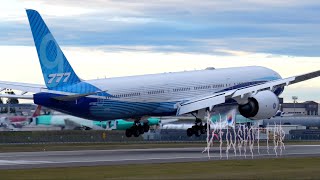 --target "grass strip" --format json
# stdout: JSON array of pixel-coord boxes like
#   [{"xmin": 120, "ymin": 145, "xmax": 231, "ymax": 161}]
[{"xmin": 0, "ymin": 157, "xmax": 319, "ymax": 180}]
